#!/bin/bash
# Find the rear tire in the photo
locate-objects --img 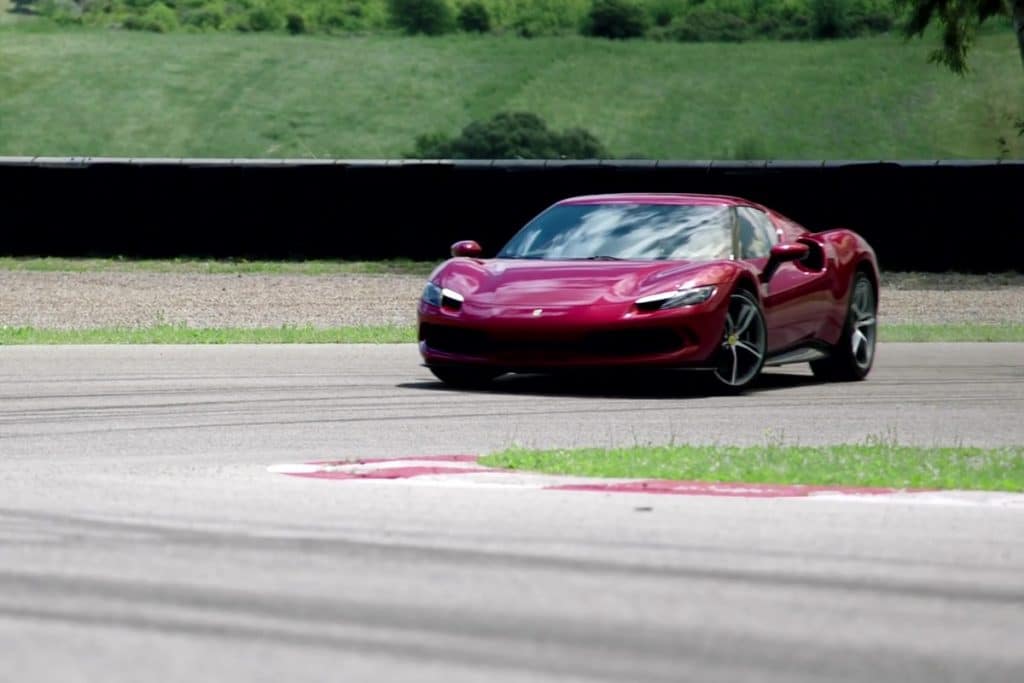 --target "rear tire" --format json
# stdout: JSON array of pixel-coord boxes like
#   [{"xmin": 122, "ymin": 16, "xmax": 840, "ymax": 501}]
[
  {"xmin": 811, "ymin": 271, "xmax": 877, "ymax": 382},
  {"xmin": 428, "ymin": 365, "xmax": 502, "ymax": 388}
]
